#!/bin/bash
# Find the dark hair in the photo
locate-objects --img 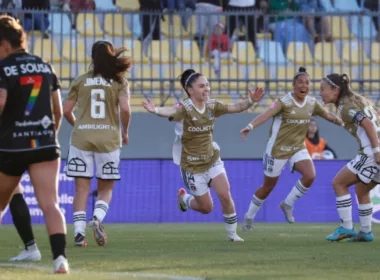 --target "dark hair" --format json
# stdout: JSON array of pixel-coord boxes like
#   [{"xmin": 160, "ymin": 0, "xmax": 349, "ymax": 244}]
[
  {"xmin": 178, "ymin": 69, "xmax": 203, "ymax": 97},
  {"xmin": 293, "ymin": 66, "xmax": 309, "ymax": 84},
  {"xmin": 91, "ymin": 40, "xmax": 131, "ymax": 84},
  {"xmin": 323, "ymin": 73, "xmax": 352, "ymax": 107},
  {"xmin": 0, "ymin": 15, "xmax": 26, "ymax": 50},
  {"xmin": 308, "ymin": 118, "xmax": 319, "ymax": 140}
]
